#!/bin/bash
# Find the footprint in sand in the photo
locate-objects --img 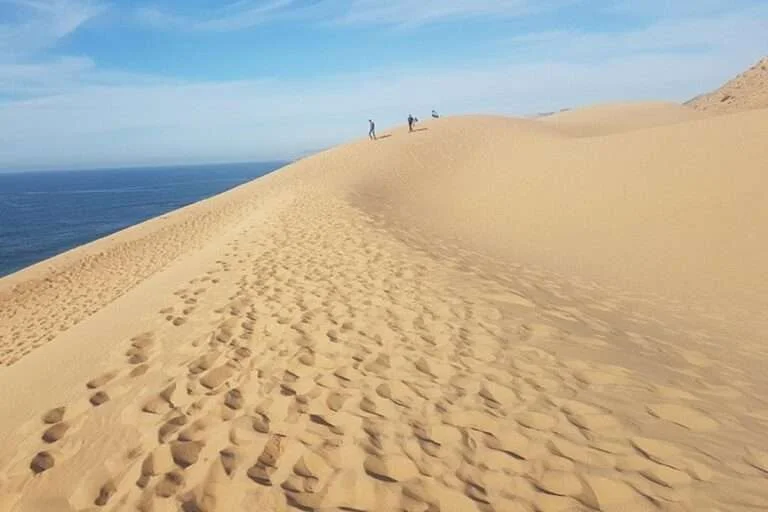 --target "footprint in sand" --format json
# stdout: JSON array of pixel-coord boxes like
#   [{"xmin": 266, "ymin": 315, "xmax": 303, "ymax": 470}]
[
  {"xmin": 87, "ymin": 370, "xmax": 118, "ymax": 389},
  {"xmin": 89, "ymin": 391, "xmax": 110, "ymax": 407},
  {"xmin": 30, "ymin": 451, "xmax": 55, "ymax": 474},
  {"xmin": 94, "ymin": 480, "xmax": 117, "ymax": 506},
  {"xmin": 156, "ymin": 414, "xmax": 188, "ymax": 443},
  {"xmin": 130, "ymin": 363, "xmax": 150, "ymax": 378},
  {"xmin": 126, "ymin": 347, "xmax": 149, "ymax": 364},
  {"xmin": 126, "ymin": 333, "xmax": 155, "ymax": 362},
  {"xmin": 170, "ymin": 441, "xmax": 203, "ymax": 468},
  {"xmin": 42, "ymin": 406, "xmax": 66, "ymax": 424},
  {"xmin": 220, "ymin": 447, "xmax": 239, "ymax": 476},
  {"xmin": 247, "ymin": 435, "xmax": 284, "ymax": 486},
  {"xmin": 41, "ymin": 422, "xmax": 69, "ymax": 443},
  {"xmin": 155, "ymin": 470, "xmax": 185, "ymax": 497}
]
